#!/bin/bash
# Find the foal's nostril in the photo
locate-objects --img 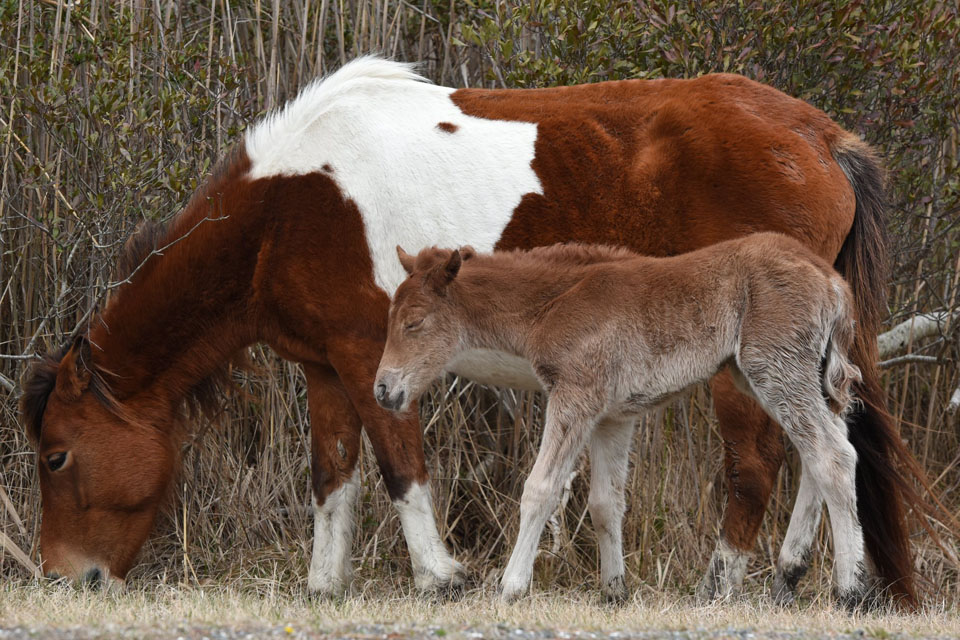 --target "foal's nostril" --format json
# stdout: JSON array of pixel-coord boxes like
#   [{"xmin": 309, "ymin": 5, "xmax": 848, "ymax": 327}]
[
  {"xmin": 375, "ymin": 382, "xmax": 387, "ymax": 401},
  {"xmin": 396, "ymin": 390, "xmax": 404, "ymax": 408},
  {"xmin": 45, "ymin": 572, "xmax": 62, "ymax": 581},
  {"xmin": 83, "ymin": 567, "xmax": 103, "ymax": 587}
]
